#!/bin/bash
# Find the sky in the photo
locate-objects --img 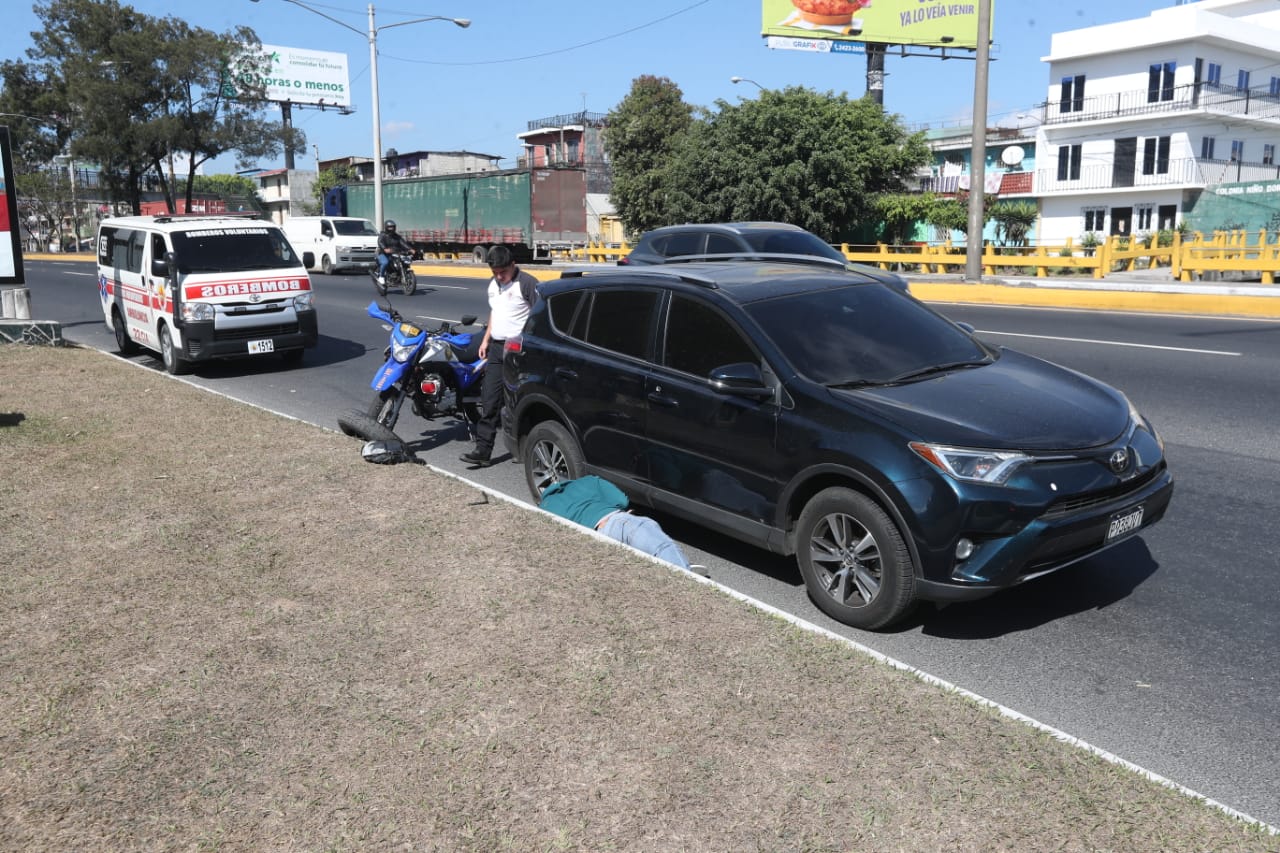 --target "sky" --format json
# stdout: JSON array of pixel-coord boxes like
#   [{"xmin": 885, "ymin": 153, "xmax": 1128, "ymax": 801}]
[{"xmin": 1, "ymin": 0, "xmax": 1179, "ymax": 175}]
